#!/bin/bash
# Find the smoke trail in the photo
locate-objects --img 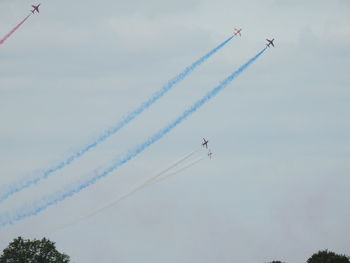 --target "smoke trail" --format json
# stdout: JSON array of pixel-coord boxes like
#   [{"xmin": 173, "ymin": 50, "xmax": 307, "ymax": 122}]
[
  {"xmin": 0, "ymin": 47, "xmax": 267, "ymax": 227},
  {"xmin": 53, "ymin": 151, "xmax": 201, "ymax": 231},
  {"xmin": 0, "ymin": 36, "xmax": 234, "ymax": 203},
  {"xmin": 151, "ymin": 157, "xmax": 204, "ymax": 185},
  {"xmin": 0, "ymin": 14, "xmax": 31, "ymax": 45},
  {"xmin": 145, "ymin": 149, "xmax": 199, "ymax": 184},
  {"xmin": 143, "ymin": 155, "xmax": 205, "ymax": 187},
  {"xmin": 127, "ymin": 151, "xmax": 201, "ymax": 190}
]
